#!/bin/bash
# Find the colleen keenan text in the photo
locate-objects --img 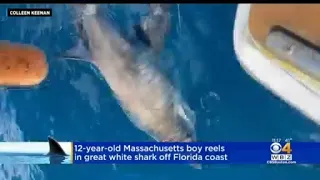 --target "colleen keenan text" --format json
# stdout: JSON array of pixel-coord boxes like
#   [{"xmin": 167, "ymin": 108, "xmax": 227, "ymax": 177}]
[{"xmin": 7, "ymin": 8, "xmax": 52, "ymax": 17}]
